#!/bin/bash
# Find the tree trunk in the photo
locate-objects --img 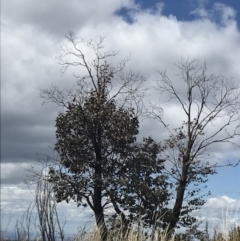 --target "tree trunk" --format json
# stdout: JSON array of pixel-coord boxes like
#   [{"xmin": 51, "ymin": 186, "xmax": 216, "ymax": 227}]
[
  {"xmin": 110, "ymin": 195, "xmax": 130, "ymax": 238},
  {"xmin": 94, "ymin": 164, "xmax": 108, "ymax": 241},
  {"xmin": 167, "ymin": 162, "xmax": 188, "ymax": 235},
  {"xmin": 95, "ymin": 208, "xmax": 108, "ymax": 241}
]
